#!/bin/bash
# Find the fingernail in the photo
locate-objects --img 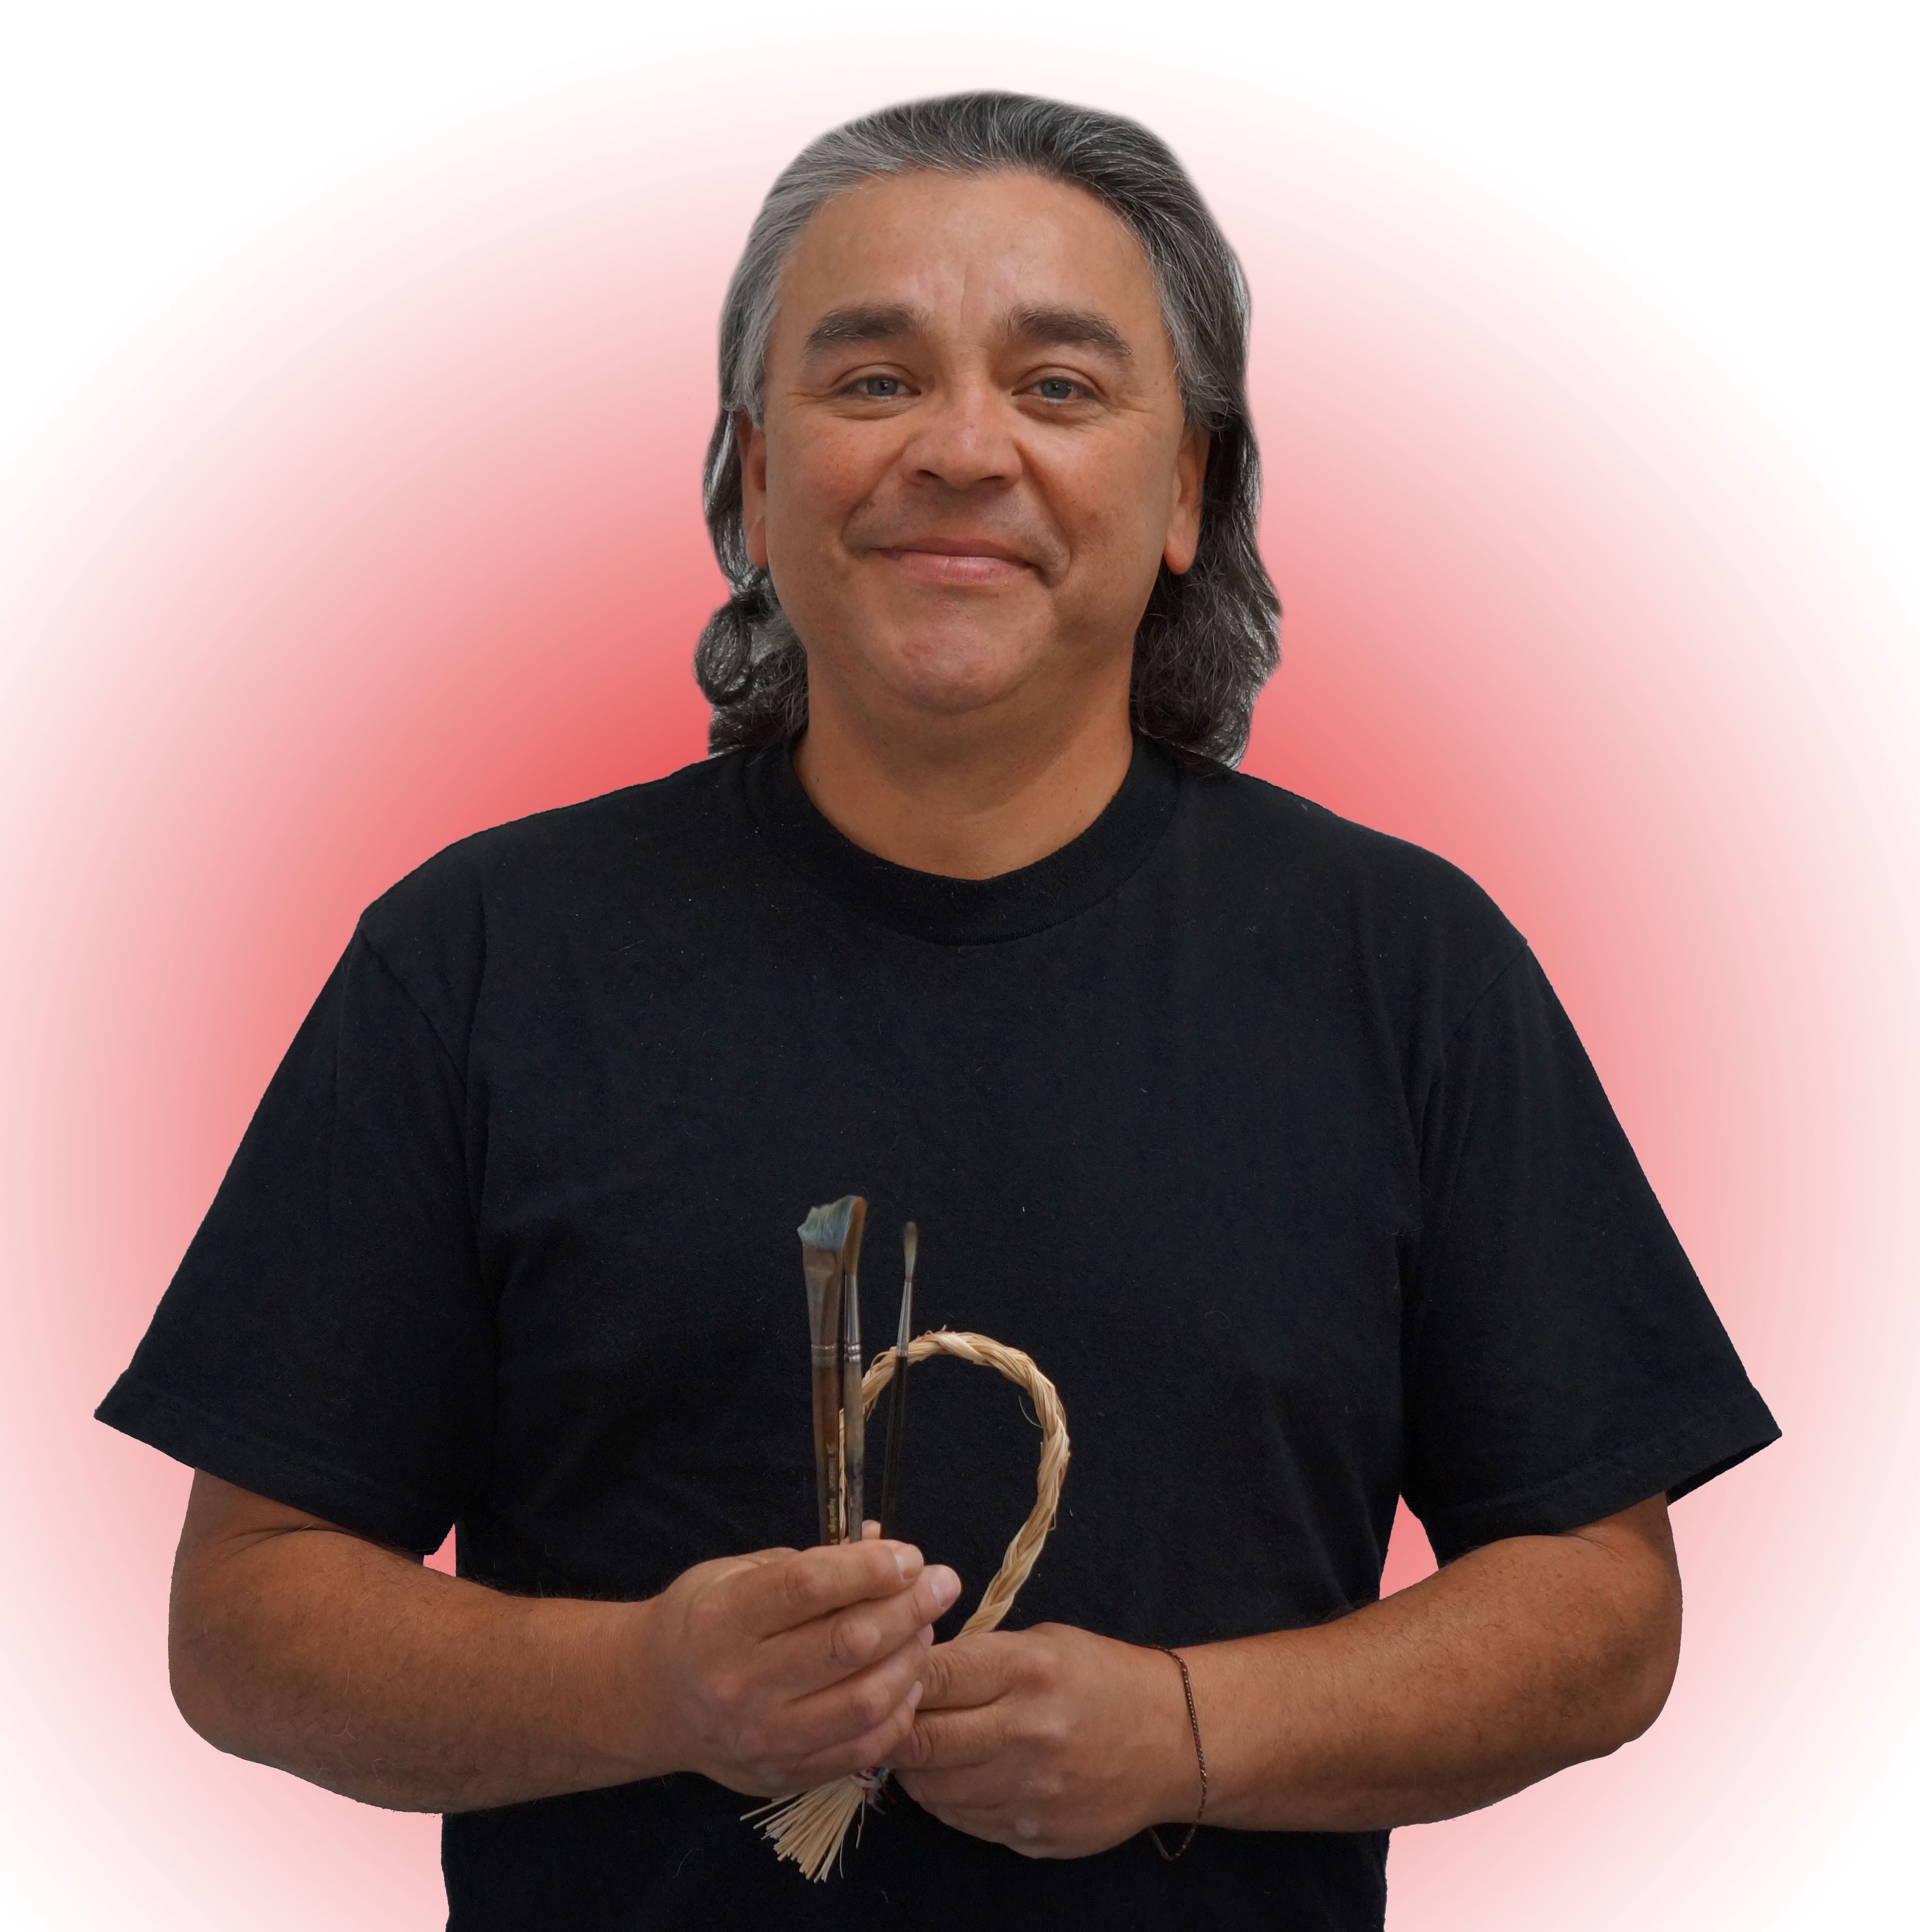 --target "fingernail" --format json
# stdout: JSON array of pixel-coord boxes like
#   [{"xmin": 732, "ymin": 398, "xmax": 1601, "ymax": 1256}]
[
  {"xmin": 907, "ymin": 1681, "xmax": 924, "ymax": 1709},
  {"xmin": 918, "ymin": 1623, "xmax": 935, "ymax": 1647},
  {"xmin": 892, "ymin": 1544, "xmax": 923, "ymax": 1581},
  {"xmin": 928, "ymin": 1565, "xmax": 961, "ymax": 1610}
]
